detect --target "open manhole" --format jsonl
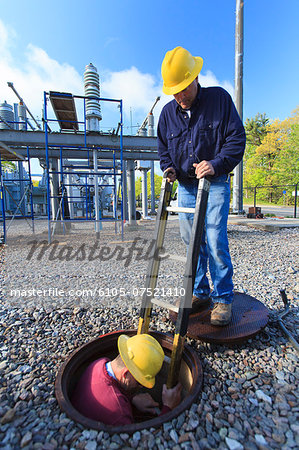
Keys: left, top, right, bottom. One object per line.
{"left": 55, "top": 329, "right": 203, "bottom": 434}
{"left": 169, "top": 292, "right": 269, "bottom": 344}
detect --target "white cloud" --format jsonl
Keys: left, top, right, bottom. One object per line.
{"left": 199, "top": 70, "right": 234, "bottom": 98}
{"left": 0, "top": 18, "right": 234, "bottom": 133}
{"left": 0, "top": 20, "right": 16, "bottom": 63}
{"left": 0, "top": 20, "right": 83, "bottom": 123}
{"left": 101, "top": 66, "right": 162, "bottom": 123}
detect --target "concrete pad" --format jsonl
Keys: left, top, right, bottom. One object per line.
{"left": 228, "top": 216, "right": 299, "bottom": 231}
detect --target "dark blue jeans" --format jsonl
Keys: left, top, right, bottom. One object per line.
{"left": 178, "top": 175, "right": 233, "bottom": 304}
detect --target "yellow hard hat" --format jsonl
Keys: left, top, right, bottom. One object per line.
{"left": 118, "top": 334, "right": 164, "bottom": 388}
{"left": 161, "top": 46, "right": 203, "bottom": 95}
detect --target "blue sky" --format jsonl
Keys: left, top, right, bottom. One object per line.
{"left": 0, "top": 0, "right": 298, "bottom": 138}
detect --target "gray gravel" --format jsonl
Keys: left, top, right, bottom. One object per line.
{"left": 0, "top": 218, "right": 298, "bottom": 449}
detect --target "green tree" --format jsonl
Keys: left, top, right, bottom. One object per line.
{"left": 245, "top": 113, "right": 269, "bottom": 147}
{"left": 135, "top": 172, "right": 177, "bottom": 202}
{"left": 272, "top": 122, "right": 299, "bottom": 202}
{"left": 244, "top": 108, "right": 299, "bottom": 203}
{"left": 1, "top": 161, "right": 16, "bottom": 172}
{"left": 244, "top": 113, "right": 269, "bottom": 167}
{"left": 135, "top": 172, "right": 163, "bottom": 199}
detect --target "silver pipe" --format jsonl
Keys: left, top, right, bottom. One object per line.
{"left": 232, "top": 0, "right": 244, "bottom": 214}
{"left": 141, "top": 169, "right": 148, "bottom": 218}
{"left": 7, "top": 82, "right": 41, "bottom": 130}
{"left": 93, "top": 150, "right": 100, "bottom": 234}
{"left": 150, "top": 161, "right": 155, "bottom": 213}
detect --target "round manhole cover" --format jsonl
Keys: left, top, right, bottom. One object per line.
{"left": 169, "top": 292, "right": 269, "bottom": 344}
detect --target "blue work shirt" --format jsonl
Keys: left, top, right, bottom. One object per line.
{"left": 157, "top": 85, "right": 246, "bottom": 181}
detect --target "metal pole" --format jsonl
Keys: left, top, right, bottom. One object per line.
{"left": 120, "top": 99, "right": 124, "bottom": 239}
{"left": 58, "top": 148, "right": 66, "bottom": 235}
{"left": 113, "top": 151, "right": 117, "bottom": 234}
{"left": 27, "top": 146, "right": 35, "bottom": 233}
{"left": 150, "top": 161, "right": 155, "bottom": 214}
{"left": 44, "top": 92, "right": 52, "bottom": 243}
{"left": 294, "top": 183, "right": 298, "bottom": 219}
{"left": 254, "top": 186, "right": 256, "bottom": 210}
{"left": 0, "top": 155, "right": 6, "bottom": 243}
{"left": 18, "top": 161, "right": 25, "bottom": 216}
{"left": 93, "top": 149, "right": 100, "bottom": 235}
{"left": 66, "top": 169, "right": 74, "bottom": 219}
{"left": 7, "top": 82, "right": 41, "bottom": 130}
{"left": 49, "top": 158, "right": 61, "bottom": 233}
{"left": 141, "top": 169, "right": 148, "bottom": 218}
{"left": 122, "top": 160, "right": 128, "bottom": 221}
{"left": 232, "top": 0, "right": 244, "bottom": 214}
{"left": 126, "top": 159, "right": 137, "bottom": 226}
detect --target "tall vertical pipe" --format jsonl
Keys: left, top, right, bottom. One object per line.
{"left": 0, "top": 156, "right": 6, "bottom": 243}
{"left": 127, "top": 160, "right": 137, "bottom": 226}
{"left": 17, "top": 161, "right": 25, "bottom": 216}
{"left": 122, "top": 160, "right": 128, "bottom": 221}
{"left": 141, "top": 170, "right": 148, "bottom": 218}
{"left": 93, "top": 150, "right": 100, "bottom": 234}
{"left": 18, "top": 102, "right": 27, "bottom": 131}
{"left": 150, "top": 161, "right": 155, "bottom": 214}
{"left": 233, "top": 0, "right": 244, "bottom": 214}
{"left": 66, "top": 169, "right": 74, "bottom": 219}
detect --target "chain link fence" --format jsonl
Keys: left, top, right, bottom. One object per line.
{"left": 244, "top": 183, "right": 298, "bottom": 218}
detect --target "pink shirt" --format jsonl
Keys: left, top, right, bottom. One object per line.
{"left": 71, "top": 357, "right": 134, "bottom": 425}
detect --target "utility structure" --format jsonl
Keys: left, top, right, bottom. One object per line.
{"left": 0, "top": 97, "right": 35, "bottom": 243}
{"left": 233, "top": 0, "right": 244, "bottom": 214}
{"left": 137, "top": 96, "right": 161, "bottom": 218}
{"left": 0, "top": 63, "right": 161, "bottom": 243}
{"left": 43, "top": 90, "right": 125, "bottom": 242}
{"left": 0, "top": 95, "right": 159, "bottom": 244}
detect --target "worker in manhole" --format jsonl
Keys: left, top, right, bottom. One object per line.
{"left": 157, "top": 46, "right": 246, "bottom": 326}
{"left": 71, "top": 334, "right": 181, "bottom": 425}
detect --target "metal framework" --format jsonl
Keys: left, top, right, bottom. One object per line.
{"left": 0, "top": 146, "right": 35, "bottom": 244}
{"left": 43, "top": 91, "right": 124, "bottom": 243}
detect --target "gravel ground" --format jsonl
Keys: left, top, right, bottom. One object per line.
{"left": 0, "top": 218, "right": 298, "bottom": 450}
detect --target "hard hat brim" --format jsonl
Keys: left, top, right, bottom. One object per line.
{"left": 162, "top": 56, "right": 203, "bottom": 95}
{"left": 118, "top": 334, "right": 156, "bottom": 389}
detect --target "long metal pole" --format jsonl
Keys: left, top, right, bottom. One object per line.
{"left": 294, "top": 183, "right": 297, "bottom": 219}
{"left": 7, "top": 82, "right": 41, "bottom": 130}
{"left": 44, "top": 92, "right": 52, "bottom": 243}
{"left": 0, "top": 155, "right": 6, "bottom": 243}
{"left": 126, "top": 160, "right": 137, "bottom": 226}
{"left": 141, "top": 169, "right": 148, "bottom": 218}
{"left": 93, "top": 149, "right": 100, "bottom": 235}
{"left": 232, "top": 0, "right": 244, "bottom": 214}
{"left": 120, "top": 100, "right": 124, "bottom": 238}
{"left": 150, "top": 161, "right": 155, "bottom": 214}
{"left": 27, "top": 146, "right": 35, "bottom": 234}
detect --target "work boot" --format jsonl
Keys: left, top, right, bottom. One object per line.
{"left": 191, "top": 295, "right": 211, "bottom": 314}
{"left": 211, "top": 303, "right": 232, "bottom": 326}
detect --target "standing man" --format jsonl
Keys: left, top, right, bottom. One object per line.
{"left": 157, "top": 46, "right": 246, "bottom": 326}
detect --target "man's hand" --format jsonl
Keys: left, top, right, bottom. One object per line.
{"left": 162, "top": 383, "right": 182, "bottom": 410}
{"left": 164, "top": 167, "right": 177, "bottom": 182}
{"left": 193, "top": 160, "right": 215, "bottom": 179}
{"left": 132, "top": 393, "right": 160, "bottom": 414}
